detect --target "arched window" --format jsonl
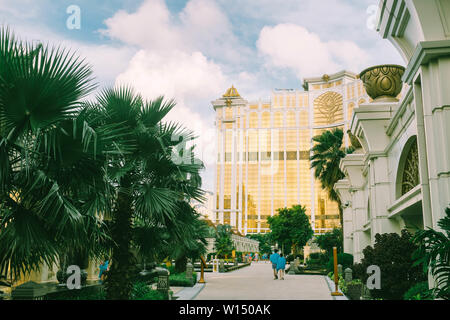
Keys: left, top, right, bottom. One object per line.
{"left": 396, "top": 136, "right": 420, "bottom": 198}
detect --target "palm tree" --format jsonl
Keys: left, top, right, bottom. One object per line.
{"left": 310, "top": 128, "right": 353, "bottom": 227}
{"left": 412, "top": 207, "right": 450, "bottom": 299}
{"left": 0, "top": 28, "right": 112, "bottom": 280}
{"left": 163, "top": 202, "right": 210, "bottom": 273}
{"left": 89, "top": 87, "right": 204, "bottom": 299}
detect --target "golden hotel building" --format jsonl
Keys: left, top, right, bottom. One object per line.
{"left": 212, "top": 70, "right": 369, "bottom": 235}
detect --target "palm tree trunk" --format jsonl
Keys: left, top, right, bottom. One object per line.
{"left": 106, "top": 174, "right": 135, "bottom": 300}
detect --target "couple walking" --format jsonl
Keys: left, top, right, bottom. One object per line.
{"left": 269, "top": 249, "right": 286, "bottom": 280}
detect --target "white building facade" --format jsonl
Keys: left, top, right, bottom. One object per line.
{"left": 336, "top": 0, "right": 450, "bottom": 263}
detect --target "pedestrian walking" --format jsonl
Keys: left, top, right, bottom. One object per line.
{"left": 277, "top": 253, "right": 286, "bottom": 280}
{"left": 99, "top": 258, "right": 109, "bottom": 283}
{"left": 269, "top": 249, "right": 280, "bottom": 280}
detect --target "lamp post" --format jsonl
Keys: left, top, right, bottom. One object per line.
{"left": 198, "top": 256, "right": 206, "bottom": 284}
{"left": 331, "top": 247, "right": 343, "bottom": 296}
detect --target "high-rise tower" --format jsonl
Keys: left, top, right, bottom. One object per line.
{"left": 212, "top": 71, "right": 369, "bottom": 234}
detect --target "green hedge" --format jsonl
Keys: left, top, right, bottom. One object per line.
{"left": 169, "top": 272, "right": 197, "bottom": 287}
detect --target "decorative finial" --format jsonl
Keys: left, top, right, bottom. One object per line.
{"left": 223, "top": 85, "right": 241, "bottom": 98}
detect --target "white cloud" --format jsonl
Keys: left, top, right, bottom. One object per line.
{"left": 100, "top": 0, "right": 249, "bottom": 65}
{"left": 101, "top": 0, "right": 181, "bottom": 52}
{"left": 103, "top": 0, "right": 264, "bottom": 172}
{"left": 115, "top": 49, "right": 228, "bottom": 167}
{"left": 116, "top": 50, "right": 227, "bottom": 102}
{"left": 257, "top": 23, "right": 371, "bottom": 78}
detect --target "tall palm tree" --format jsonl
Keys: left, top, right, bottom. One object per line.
{"left": 310, "top": 128, "right": 353, "bottom": 227}
{"left": 0, "top": 28, "right": 114, "bottom": 280}
{"left": 90, "top": 87, "right": 204, "bottom": 299}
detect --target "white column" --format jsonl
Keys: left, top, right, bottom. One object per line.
{"left": 257, "top": 102, "right": 261, "bottom": 233}
{"left": 238, "top": 111, "right": 244, "bottom": 233}
{"left": 219, "top": 108, "right": 225, "bottom": 225}
{"left": 417, "top": 59, "right": 450, "bottom": 230}
{"left": 368, "top": 156, "right": 401, "bottom": 240}
{"left": 230, "top": 109, "right": 237, "bottom": 228}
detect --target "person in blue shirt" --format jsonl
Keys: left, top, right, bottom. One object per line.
{"left": 99, "top": 259, "right": 109, "bottom": 283}
{"left": 277, "top": 253, "right": 287, "bottom": 280}
{"left": 269, "top": 249, "right": 280, "bottom": 280}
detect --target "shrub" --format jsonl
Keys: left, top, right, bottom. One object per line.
{"left": 355, "top": 229, "right": 426, "bottom": 300}
{"left": 351, "top": 262, "right": 366, "bottom": 280}
{"left": 131, "top": 282, "right": 151, "bottom": 300}
{"left": 403, "top": 281, "right": 434, "bottom": 300}
{"left": 131, "top": 282, "right": 169, "bottom": 300}
{"left": 169, "top": 272, "right": 196, "bottom": 287}
{"left": 326, "top": 253, "right": 353, "bottom": 272}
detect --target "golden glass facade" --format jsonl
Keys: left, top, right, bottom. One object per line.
{"left": 213, "top": 71, "right": 368, "bottom": 234}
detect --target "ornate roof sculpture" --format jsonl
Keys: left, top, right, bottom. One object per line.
{"left": 222, "top": 85, "right": 241, "bottom": 98}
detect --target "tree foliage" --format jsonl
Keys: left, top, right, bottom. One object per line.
{"left": 0, "top": 28, "right": 206, "bottom": 300}
{"left": 247, "top": 233, "right": 273, "bottom": 255}
{"left": 0, "top": 28, "right": 109, "bottom": 279}
{"left": 214, "top": 224, "right": 234, "bottom": 258}
{"left": 315, "top": 228, "right": 343, "bottom": 256}
{"left": 267, "top": 205, "right": 313, "bottom": 254}
{"left": 310, "top": 128, "right": 353, "bottom": 226}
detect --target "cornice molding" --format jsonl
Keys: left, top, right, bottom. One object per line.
{"left": 403, "top": 40, "right": 450, "bottom": 85}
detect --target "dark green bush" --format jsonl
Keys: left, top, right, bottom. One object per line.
{"left": 354, "top": 230, "right": 426, "bottom": 300}
{"left": 169, "top": 272, "right": 196, "bottom": 287}
{"left": 326, "top": 253, "right": 353, "bottom": 272}
{"left": 403, "top": 281, "right": 434, "bottom": 300}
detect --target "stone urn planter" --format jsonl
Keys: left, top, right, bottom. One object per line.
{"left": 359, "top": 64, "right": 405, "bottom": 102}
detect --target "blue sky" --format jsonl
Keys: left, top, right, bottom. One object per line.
{"left": 0, "top": 0, "right": 404, "bottom": 191}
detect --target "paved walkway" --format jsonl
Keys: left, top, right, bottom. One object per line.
{"left": 193, "top": 261, "right": 333, "bottom": 300}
